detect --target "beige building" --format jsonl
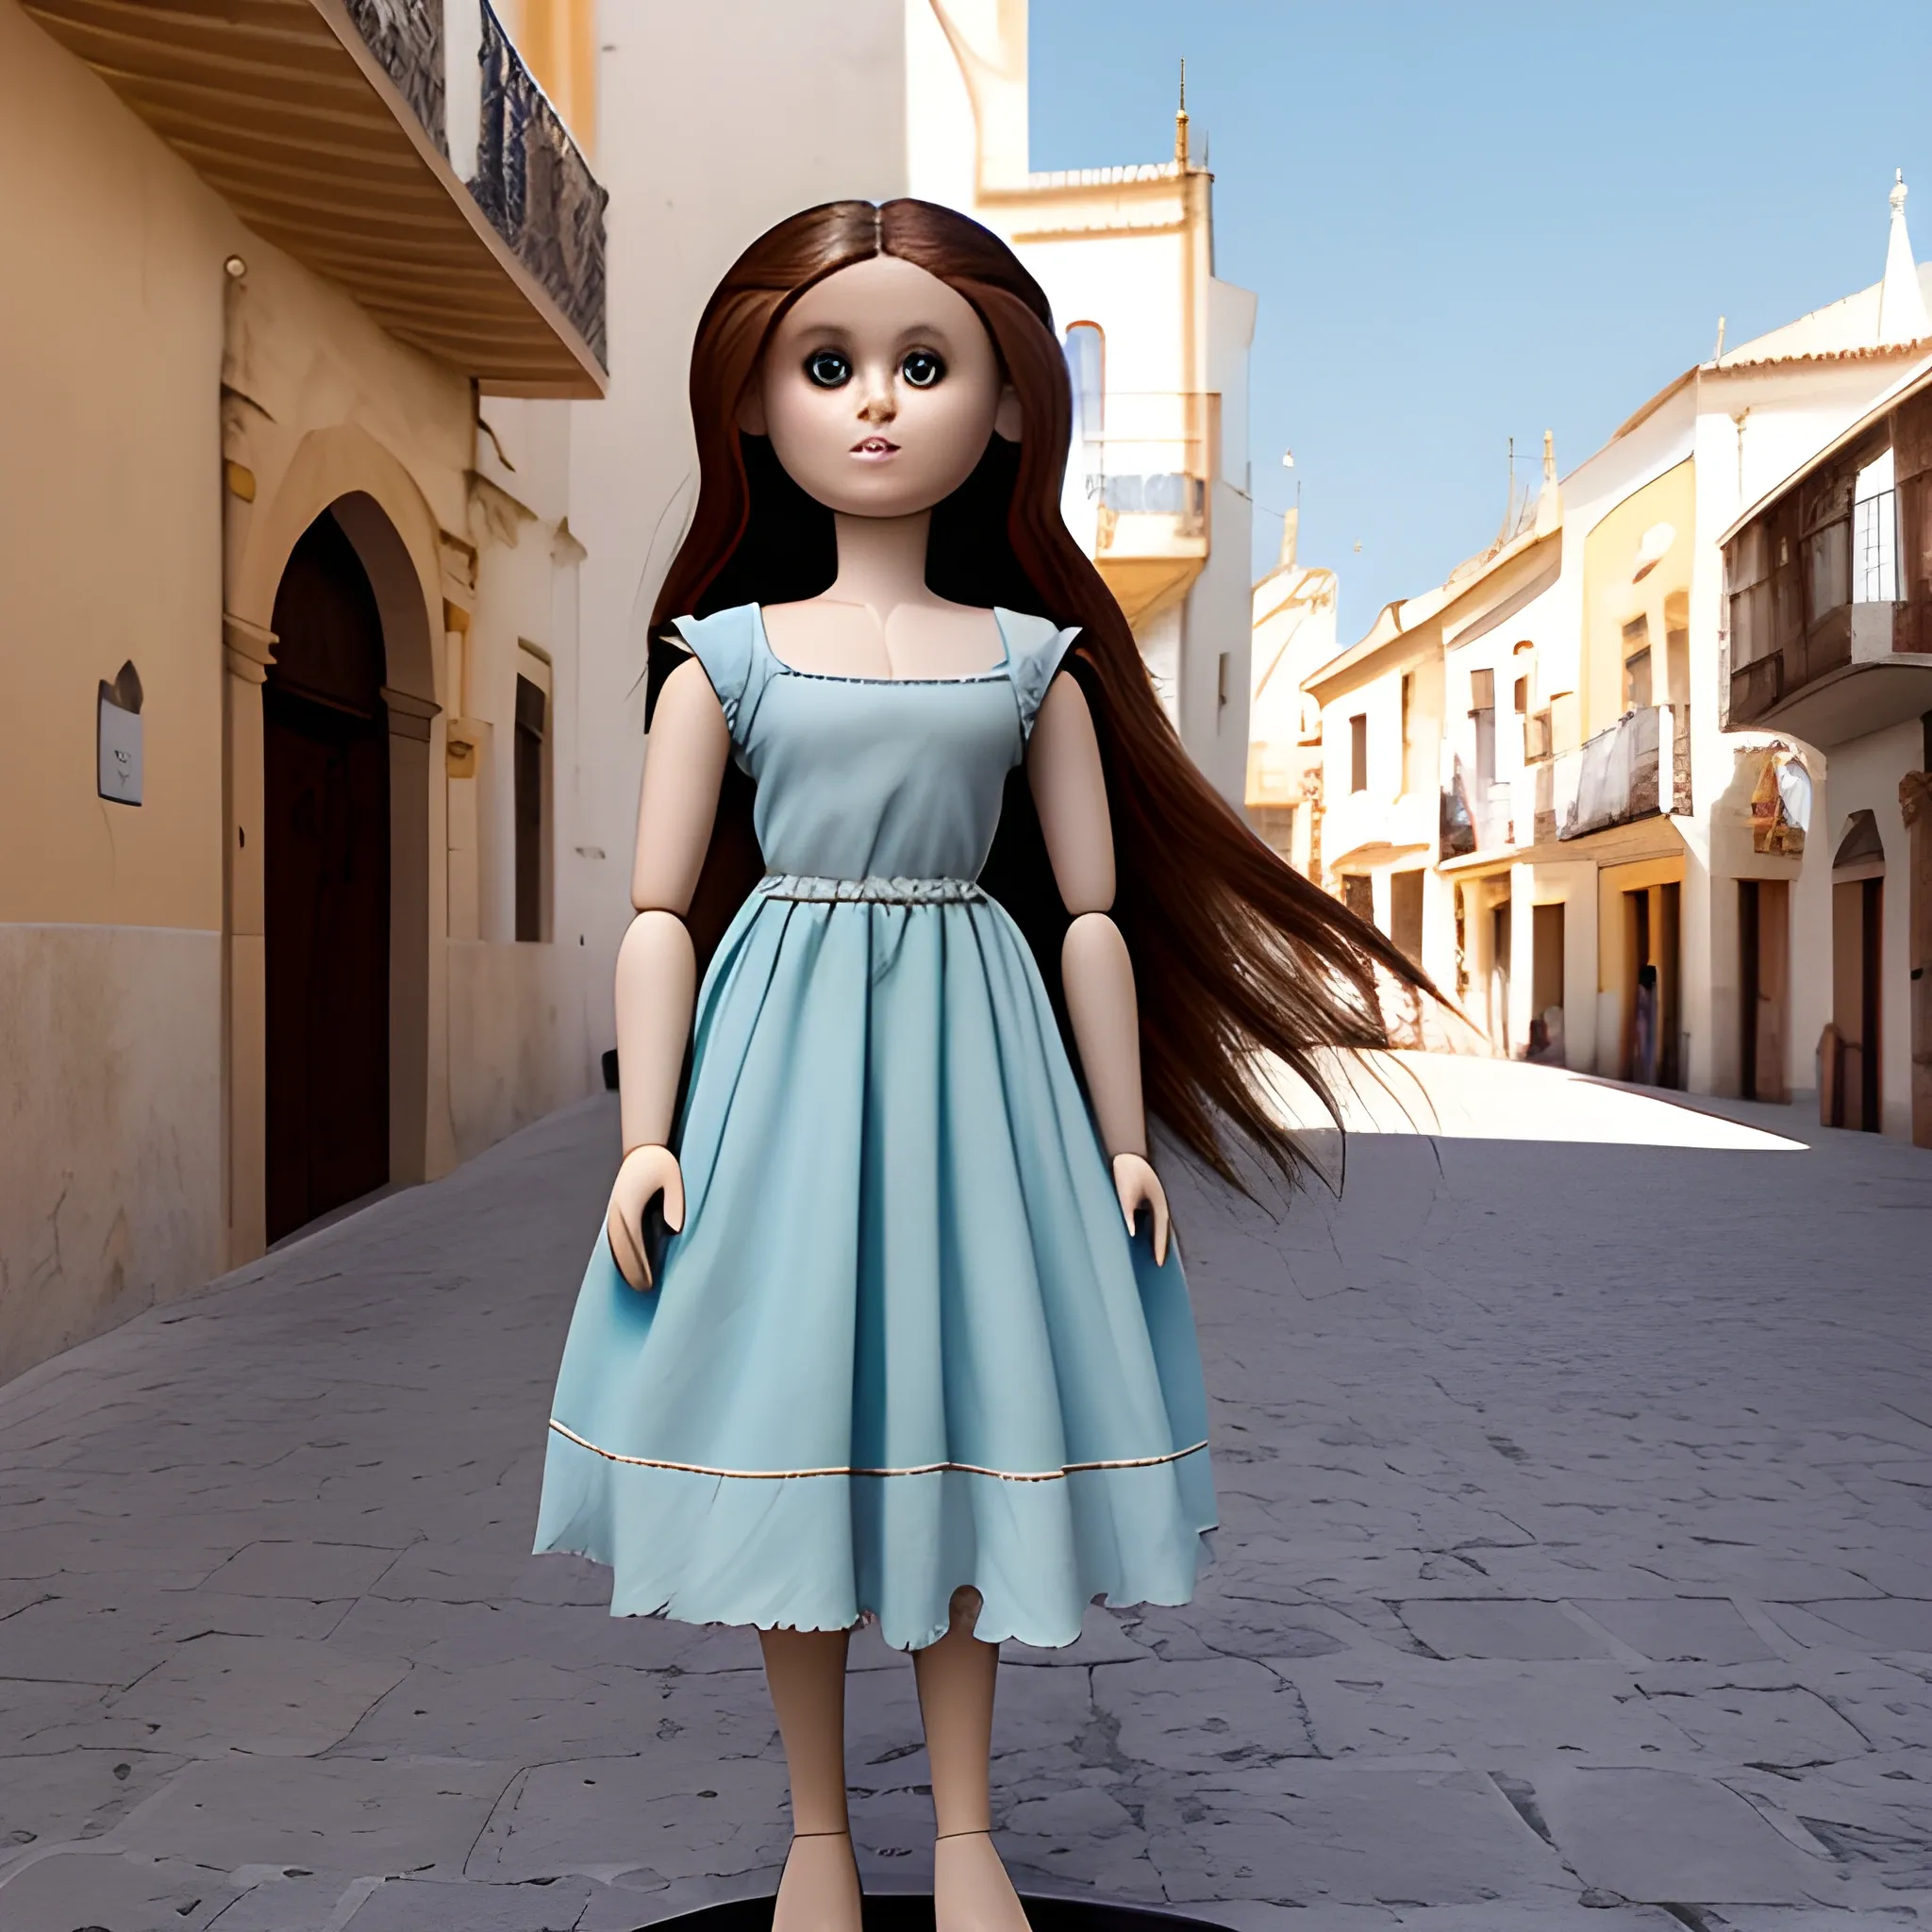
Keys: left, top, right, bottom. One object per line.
{"left": 1291, "top": 176, "right": 1932, "bottom": 1123}
{"left": 0, "top": 0, "right": 613, "bottom": 1383}
{"left": 908, "top": 3, "right": 1258, "bottom": 800}
{"left": 1722, "top": 355, "right": 1932, "bottom": 1144}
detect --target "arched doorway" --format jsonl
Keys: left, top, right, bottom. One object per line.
{"left": 1829, "top": 810, "right": 1886, "bottom": 1132}
{"left": 263, "top": 508, "right": 391, "bottom": 1241}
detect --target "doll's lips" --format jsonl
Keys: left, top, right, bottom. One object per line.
{"left": 852, "top": 437, "right": 899, "bottom": 458}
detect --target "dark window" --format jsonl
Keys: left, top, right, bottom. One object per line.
{"left": 1341, "top": 873, "right": 1373, "bottom": 921}
{"left": 1623, "top": 616, "right": 1652, "bottom": 710}
{"left": 1391, "top": 868, "right": 1424, "bottom": 961}
{"left": 1399, "top": 674, "right": 1414, "bottom": 792}
{"left": 1349, "top": 712, "right": 1368, "bottom": 792}
{"left": 514, "top": 673, "right": 546, "bottom": 942}
{"left": 1624, "top": 648, "right": 1653, "bottom": 709}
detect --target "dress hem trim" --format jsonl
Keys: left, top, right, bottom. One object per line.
{"left": 546, "top": 1417, "right": 1209, "bottom": 1483}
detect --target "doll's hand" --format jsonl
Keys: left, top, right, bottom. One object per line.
{"left": 607, "top": 1144, "right": 685, "bottom": 1291}
{"left": 1111, "top": 1152, "right": 1172, "bottom": 1266}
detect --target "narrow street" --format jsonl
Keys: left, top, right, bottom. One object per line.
{"left": 2, "top": 1058, "right": 1929, "bottom": 1931}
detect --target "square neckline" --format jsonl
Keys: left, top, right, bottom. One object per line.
{"left": 750, "top": 602, "right": 1016, "bottom": 687}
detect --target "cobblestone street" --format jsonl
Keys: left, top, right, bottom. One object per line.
{"left": 3, "top": 1058, "right": 1930, "bottom": 1931}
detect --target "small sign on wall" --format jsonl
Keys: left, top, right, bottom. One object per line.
{"left": 97, "top": 660, "right": 143, "bottom": 807}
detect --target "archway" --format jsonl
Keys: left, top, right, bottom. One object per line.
{"left": 222, "top": 425, "right": 443, "bottom": 1264}
{"left": 263, "top": 508, "right": 391, "bottom": 1240}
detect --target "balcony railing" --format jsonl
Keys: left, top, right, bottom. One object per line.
{"left": 345, "top": 0, "right": 445, "bottom": 149}
{"left": 1540, "top": 704, "right": 1688, "bottom": 841}
{"left": 1067, "top": 391, "right": 1213, "bottom": 546}
{"left": 23, "top": 0, "right": 608, "bottom": 396}
{"left": 472, "top": 2, "right": 608, "bottom": 370}
{"left": 1064, "top": 392, "right": 1217, "bottom": 625}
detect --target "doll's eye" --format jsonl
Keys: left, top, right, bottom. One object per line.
{"left": 804, "top": 349, "right": 851, "bottom": 389}
{"left": 901, "top": 349, "right": 945, "bottom": 389}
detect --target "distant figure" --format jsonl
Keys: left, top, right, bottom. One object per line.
{"left": 1527, "top": 1005, "right": 1565, "bottom": 1066}
{"left": 1633, "top": 963, "right": 1658, "bottom": 1086}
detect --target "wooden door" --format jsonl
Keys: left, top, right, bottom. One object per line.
{"left": 1657, "top": 881, "right": 1683, "bottom": 1090}
{"left": 263, "top": 510, "right": 391, "bottom": 1241}
{"left": 1740, "top": 879, "right": 1790, "bottom": 1103}
{"left": 1624, "top": 888, "right": 1652, "bottom": 1081}
{"left": 1832, "top": 875, "right": 1884, "bottom": 1130}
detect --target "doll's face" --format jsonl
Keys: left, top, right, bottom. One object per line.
{"left": 740, "top": 254, "right": 1023, "bottom": 519}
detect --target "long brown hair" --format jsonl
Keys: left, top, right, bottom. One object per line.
{"left": 647, "top": 198, "right": 1434, "bottom": 1191}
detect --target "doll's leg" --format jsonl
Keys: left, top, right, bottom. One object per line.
{"left": 759, "top": 1626, "right": 862, "bottom": 1932}
{"left": 913, "top": 1587, "right": 1031, "bottom": 1932}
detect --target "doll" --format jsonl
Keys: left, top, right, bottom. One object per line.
{"left": 534, "top": 200, "right": 1426, "bottom": 1932}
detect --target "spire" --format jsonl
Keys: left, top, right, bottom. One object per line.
{"left": 1174, "top": 58, "right": 1190, "bottom": 167}
{"left": 1535, "top": 428, "right": 1562, "bottom": 536}
{"left": 1878, "top": 170, "right": 1929, "bottom": 346}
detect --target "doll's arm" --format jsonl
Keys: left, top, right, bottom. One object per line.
{"left": 1026, "top": 672, "right": 1171, "bottom": 1261}
{"left": 606, "top": 656, "right": 731, "bottom": 1286}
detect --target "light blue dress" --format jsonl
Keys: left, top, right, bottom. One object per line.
{"left": 533, "top": 602, "right": 1216, "bottom": 1651}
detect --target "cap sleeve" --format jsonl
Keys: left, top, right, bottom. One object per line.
{"left": 1001, "top": 608, "right": 1083, "bottom": 741}
{"left": 664, "top": 605, "right": 773, "bottom": 754}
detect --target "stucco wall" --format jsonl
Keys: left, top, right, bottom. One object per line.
{"left": 565, "top": 0, "right": 910, "bottom": 1071}
{"left": 0, "top": 8, "right": 242, "bottom": 1378}
{"left": 0, "top": 3, "right": 241, "bottom": 931}
{"left": 0, "top": 927, "right": 222, "bottom": 1383}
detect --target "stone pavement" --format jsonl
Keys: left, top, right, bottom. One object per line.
{"left": 2, "top": 1058, "right": 1931, "bottom": 1931}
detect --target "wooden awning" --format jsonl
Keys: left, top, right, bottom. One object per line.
{"left": 22, "top": 0, "right": 607, "bottom": 398}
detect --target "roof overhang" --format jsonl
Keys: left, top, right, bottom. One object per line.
{"left": 23, "top": 0, "right": 608, "bottom": 398}
{"left": 1311, "top": 525, "right": 1560, "bottom": 702}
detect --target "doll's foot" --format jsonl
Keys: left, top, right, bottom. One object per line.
{"left": 934, "top": 1828, "right": 1031, "bottom": 1932}
{"left": 774, "top": 1827, "right": 861, "bottom": 1932}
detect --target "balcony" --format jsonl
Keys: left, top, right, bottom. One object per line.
{"left": 1724, "top": 432, "right": 1932, "bottom": 747}
{"left": 23, "top": 0, "right": 607, "bottom": 396}
{"left": 1062, "top": 392, "right": 1216, "bottom": 625}
{"left": 1525, "top": 704, "right": 1689, "bottom": 842}
{"left": 1728, "top": 595, "right": 1932, "bottom": 747}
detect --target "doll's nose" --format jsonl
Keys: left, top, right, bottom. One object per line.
{"left": 858, "top": 384, "right": 896, "bottom": 425}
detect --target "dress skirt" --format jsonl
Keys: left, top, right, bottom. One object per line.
{"left": 533, "top": 874, "right": 1216, "bottom": 1653}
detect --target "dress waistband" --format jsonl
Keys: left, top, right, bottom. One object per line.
{"left": 756, "top": 873, "right": 985, "bottom": 905}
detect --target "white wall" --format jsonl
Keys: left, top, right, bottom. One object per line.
{"left": 1319, "top": 655, "right": 1439, "bottom": 881}
{"left": 1184, "top": 273, "right": 1258, "bottom": 800}
{"left": 565, "top": 0, "right": 910, "bottom": 1073}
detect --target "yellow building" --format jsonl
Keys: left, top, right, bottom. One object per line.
{"left": 2, "top": 0, "right": 608, "bottom": 1380}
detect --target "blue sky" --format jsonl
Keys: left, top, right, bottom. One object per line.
{"left": 1029, "top": 0, "right": 1932, "bottom": 641}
